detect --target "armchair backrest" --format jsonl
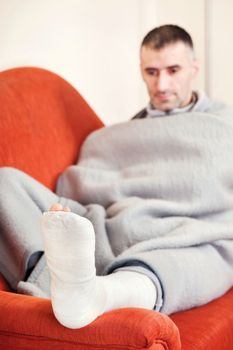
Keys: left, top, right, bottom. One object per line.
{"left": 0, "top": 67, "right": 103, "bottom": 190}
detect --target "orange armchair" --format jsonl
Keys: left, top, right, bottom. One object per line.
{"left": 0, "top": 67, "right": 232, "bottom": 350}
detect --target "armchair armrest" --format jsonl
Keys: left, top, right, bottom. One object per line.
{"left": 0, "top": 291, "right": 180, "bottom": 350}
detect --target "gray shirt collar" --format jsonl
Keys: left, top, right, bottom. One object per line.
{"left": 146, "top": 91, "right": 205, "bottom": 118}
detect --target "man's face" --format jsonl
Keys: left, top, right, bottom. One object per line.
{"left": 140, "top": 41, "right": 199, "bottom": 111}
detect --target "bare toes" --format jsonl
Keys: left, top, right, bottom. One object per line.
{"left": 63, "top": 206, "right": 71, "bottom": 212}
{"left": 49, "top": 203, "right": 63, "bottom": 211}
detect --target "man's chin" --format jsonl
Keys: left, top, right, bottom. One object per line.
{"left": 153, "top": 101, "right": 176, "bottom": 112}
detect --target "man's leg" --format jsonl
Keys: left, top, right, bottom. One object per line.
{"left": 0, "top": 167, "right": 85, "bottom": 291}
{"left": 41, "top": 207, "right": 157, "bottom": 329}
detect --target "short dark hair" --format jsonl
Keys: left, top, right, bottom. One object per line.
{"left": 141, "top": 24, "right": 194, "bottom": 50}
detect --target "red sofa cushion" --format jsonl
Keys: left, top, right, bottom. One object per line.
{"left": 171, "top": 287, "right": 233, "bottom": 350}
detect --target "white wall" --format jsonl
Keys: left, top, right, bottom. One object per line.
{"left": 208, "top": 0, "right": 233, "bottom": 105}
{"left": 0, "top": 0, "right": 157, "bottom": 124}
{"left": 0, "top": 0, "right": 232, "bottom": 124}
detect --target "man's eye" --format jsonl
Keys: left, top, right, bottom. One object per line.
{"left": 146, "top": 69, "right": 157, "bottom": 76}
{"left": 169, "top": 67, "right": 179, "bottom": 74}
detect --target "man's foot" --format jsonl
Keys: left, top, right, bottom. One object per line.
{"left": 41, "top": 204, "right": 157, "bottom": 329}
{"left": 41, "top": 204, "right": 106, "bottom": 328}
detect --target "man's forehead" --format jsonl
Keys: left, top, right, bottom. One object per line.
{"left": 140, "top": 42, "right": 193, "bottom": 67}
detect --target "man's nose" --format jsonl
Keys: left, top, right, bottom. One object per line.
{"left": 156, "top": 71, "right": 170, "bottom": 91}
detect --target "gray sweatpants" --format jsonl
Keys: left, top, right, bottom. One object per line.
{"left": 0, "top": 167, "right": 86, "bottom": 291}
{"left": 0, "top": 167, "right": 162, "bottom": 308}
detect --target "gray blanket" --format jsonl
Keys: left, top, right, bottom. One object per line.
{"left": 55, "top": 103, "right": 233, "bottom": 314}
{"left": 15, "top": 94, "right": 233, "bottom": 315}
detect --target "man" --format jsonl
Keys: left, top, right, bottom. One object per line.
{"left": 134, "top": 24, "right": 199, "bottom": 118}
{"left": 1, "top": 24, "right": 233, "bottom": 329}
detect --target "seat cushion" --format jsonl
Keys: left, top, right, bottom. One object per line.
{"left": 171, "top": 287, "right": 233, "bottom": 350}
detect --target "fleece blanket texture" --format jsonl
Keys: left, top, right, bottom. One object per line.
{"left": 12, "top": 93, "right": 233, "bottom": 314}
{"left": 55, "top": 99, "right": 233, "bottom": 314}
